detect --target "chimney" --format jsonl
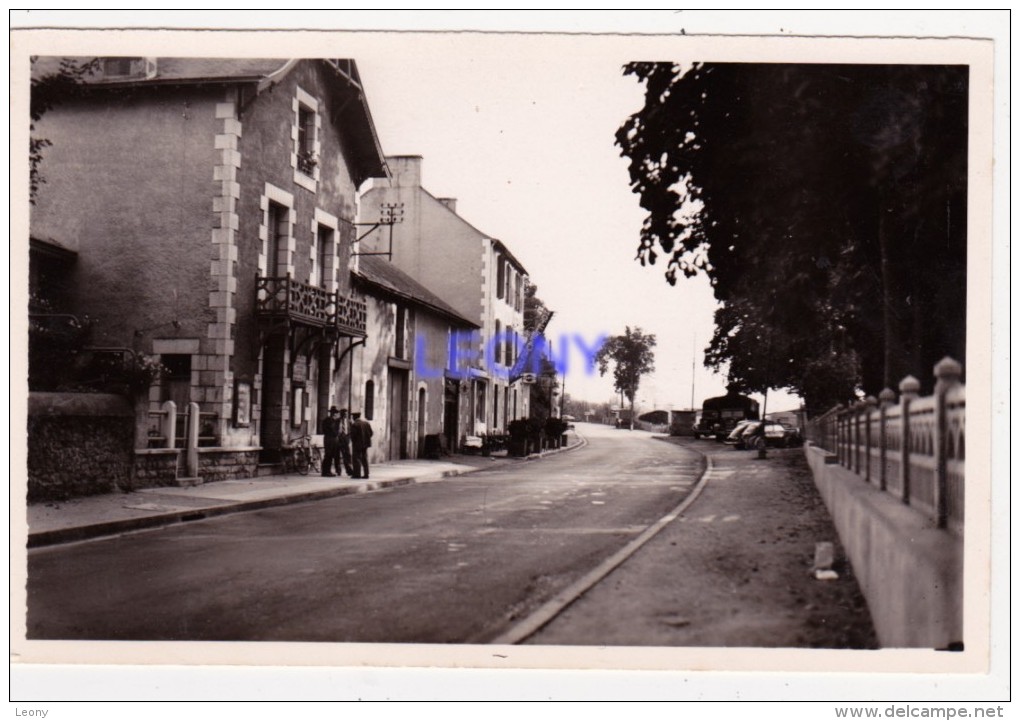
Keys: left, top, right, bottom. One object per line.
{"left": 438, "top": 198, "right": 457, "bottom": 213}
{"left": 384, "top": 155, "right": 423, "bottom": 189}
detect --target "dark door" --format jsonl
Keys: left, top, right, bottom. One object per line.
{"left": 444, "top": 379, "right": 459, "bottom": 452}
{"left": 388, "top": 368, "right": 408, "bottom": 460}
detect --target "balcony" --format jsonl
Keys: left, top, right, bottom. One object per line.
{"left": 335, "top": 292, "right": 368, "bottom": 337}
{"left": 256, "top": 275, "right": 366, "bottom": 336}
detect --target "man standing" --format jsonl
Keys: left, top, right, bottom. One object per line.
{"left": 349, "top": 411, "right": 373, "bottom": 479}
{"left": 321, "top": 406, "right": 344, "bottom": 477}
{"left": 336, "top": 407, "right": 354, "bottom": 476}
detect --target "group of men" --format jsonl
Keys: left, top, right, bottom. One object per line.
{"left": 321, "top": 406, "right": 373, "bottom": 479}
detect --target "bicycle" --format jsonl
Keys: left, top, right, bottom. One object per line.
{"left": 282, "top": 435, "right": 322, "bottom": 475}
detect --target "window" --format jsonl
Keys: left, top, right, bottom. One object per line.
{"left": 496, "top": 253, "right": 505, "bottom": 300}
{"left": 494, "top": 320, "right": 502, "bottom": 366}
{"left": 395, "top": 305, "right": 407, "bottom": 359}
{"left": 493, "top": 385, "right": 499, "bottom": 429}
{"left": 475, "top": 382, "right": 486, "bottom": 423}
{"left": 267, "top": 202, "right": 287, "bottom": 276}
{"left": 292, "top": 88, "right": 320, "bottom": 191}
{"left": 365, "top": 380, "right": 375, "bottom": 421}
{"left": 103, "top": 58, "right": 136, "bottom": 76}
{"left": 316, "top": 224, "right": 332, "bottom": 289}
{"left": 297, "top": 105, "right": 316, "bottom": 175}
{"left": 505, "top": 267, "right": 513, "bottom": 306}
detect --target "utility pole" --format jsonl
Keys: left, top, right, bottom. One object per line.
{"left": 690, "top": 333, "right": 696, "bottom": 411}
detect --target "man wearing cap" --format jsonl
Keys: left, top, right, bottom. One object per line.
{"left": 349, "top": 411, "right": 373, "bottom": 479}
{"left": 322, "top": 406, "right": 353, "bottom": 477}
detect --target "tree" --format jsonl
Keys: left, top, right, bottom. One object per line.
{"left": 616, "top": 63, "right": 968, "bottom": 413}
{"left": 522, "top": 281, "right": 551, "bottom": 334}
{"left": 595, "top": 326, "right": 656, "bottom": 428}
{"left": 514, "top": 282, "right": 559, "bottom": 420}
{"left": 30, "top": 57, "right": 99, "bottom": 204}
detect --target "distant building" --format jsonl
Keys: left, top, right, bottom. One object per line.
{"left": 358, "top": 156, "right": 531, "bottom": 442}
{"left": 30, "top": 57, "right": 388, "bottom": 480}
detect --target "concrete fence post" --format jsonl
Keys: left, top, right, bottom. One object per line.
{"left": 161, "top": 400, "right": 177, "bottom": 449}
{"left": 186, "top": 402, "right": 201, "bottom": 479}
{"left": 852, "top": 401, "right": 865, "bottom": 475}
{"left": 933, "top": 357, "right": 962, "bottom": 529}
{"left": 864, "top": 396, "right": 878, "bottom": 483}
{"left": 899, "top": 375, "right": 921, "bottom": 506}
{"left": 878, "top": 388, "right": 896, "bottom": 491}
{"left": 842, "top": 408, "right": 850, "bottom": 468}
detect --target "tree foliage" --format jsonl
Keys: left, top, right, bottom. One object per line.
{"left": 616, "top": 63, "right": 968, "bottom": 413}
{"left": 522, "top": 281, "right": 550, "bottom": 334}
{"left": 595, "top": 326, "right": 656, "bottom": 421}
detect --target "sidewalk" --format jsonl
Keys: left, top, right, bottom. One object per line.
{"left": 26, "top": 435, "right": 585, "bottom": 548}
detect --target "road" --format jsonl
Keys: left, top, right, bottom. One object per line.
{"left": 27, "top": 423, "right": 705, "bottom": 643}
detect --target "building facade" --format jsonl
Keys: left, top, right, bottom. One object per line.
{"left": 30, "top": 57, "right": 388, "bottom": 482}
{"left": 348, "top": 256, "right": 478, "bottom": 464}
{"left": 358, "top": 156, "right": 531, "bottom": 443}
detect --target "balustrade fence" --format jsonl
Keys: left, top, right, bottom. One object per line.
{"left": 805, "top": 357, "right": 965, "bottom": 533}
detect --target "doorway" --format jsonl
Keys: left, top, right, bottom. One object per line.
{"left": 388, "top": 368, "right": 409, "bottom": 460}
{"left": 416, "top": 387, "right": 426, "bottom": 458}
{"left": 444, "top": 379, "right": 459, "bottom": 453}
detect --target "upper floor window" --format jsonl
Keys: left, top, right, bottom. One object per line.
{"left": 292, "top": 87, "right": 320, "bottom": 192}
{"left": 315, "top": 224, "right": 333, "bottom": 289}
{"left": 102, "top": 57, "right": 157, "bottom": 79}
{"left": 297, "top": 107, "right": 316, "bottom": 174}
{"left": 267, "top": 201, "right": 288, "bottom": 277}
{"left": 395, "top": 305, "right": 407, "bottom": 359}
{"left": 495, "top": 253, "right": 505, "bottom": 300}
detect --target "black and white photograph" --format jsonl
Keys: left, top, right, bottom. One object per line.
{"left": 9, "top": 10, "right": 1007, "bottom": 712}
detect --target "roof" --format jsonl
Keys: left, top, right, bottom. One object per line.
{"left": 491, "top": 238, "right": 528, "bottom": 276}
{"left": 29, "top": 235, "right": 78, "bottom": 262}
{"left": 31, "top": 57, "right": 388, "bottom": 183}
{"left": 354, "top": 256, "right": 479, "bottom": 328}
{"left": 30, "top": 56, "right": 291, "bottom": 85}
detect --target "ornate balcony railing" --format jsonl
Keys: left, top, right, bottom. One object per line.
{"left": 256, "top": 275, "right": 366, "bottom": 336}
{"left": 335, "top": 292, "right": 367, "bottom": 337}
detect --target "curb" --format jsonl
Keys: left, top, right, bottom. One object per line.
{"left": 28, "top": 466, "right": 481, "bottom": 548}
{"left": 487, "top": 441, "right": 711, "bottom": 645}
{"left": 27, "top": 440, "right": 588, "bottom": 548}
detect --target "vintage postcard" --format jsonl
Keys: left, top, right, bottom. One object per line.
{"left": 9, "top": 12, "right": 1005, "bottom": 705}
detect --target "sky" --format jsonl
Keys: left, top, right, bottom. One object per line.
{"left": 351, "top": 33, "right": 791, "bottom": 413}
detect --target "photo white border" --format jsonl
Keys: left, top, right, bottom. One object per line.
{"left": 8, "top": 10, "right": 1009, "bottom": 705}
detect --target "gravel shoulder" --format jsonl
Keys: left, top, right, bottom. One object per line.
{"left": 526, "top": 439, "right": 879, "bottom": 648}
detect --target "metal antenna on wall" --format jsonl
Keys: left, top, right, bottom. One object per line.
{"left": 352, "top": 202, "right": 404, "bottom": 260}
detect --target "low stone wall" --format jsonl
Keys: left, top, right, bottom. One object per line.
{"left": 198, "top": 449, "right": 260, "bottom": 483}
{"left": 805, "top": 443, "right": 963, "bottom": 649}
{"left": 27, "top": 392, "right": 135, "bottom": 502}
{"left": 134, "top": 449, "right": 181, "bottom": 487}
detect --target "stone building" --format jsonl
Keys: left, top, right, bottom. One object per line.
{"left": 349, "top": 256, "right": 479, "bottom": 463}
{"left": 358, "top": 156, "right": 532, "bottom": 443}
{"left": 29, "top": 57, "right": 388, "bottom": 485}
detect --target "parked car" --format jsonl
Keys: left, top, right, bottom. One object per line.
{"left": 733, "top": 421, "right": 803, "bottom": 449}
{"left": 723, "top": 420, "right": 758, "bottom": 445}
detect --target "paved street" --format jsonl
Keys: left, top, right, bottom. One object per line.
{"left": 27, "top": 424, "right": 705, "bottom": 643}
